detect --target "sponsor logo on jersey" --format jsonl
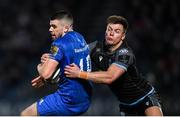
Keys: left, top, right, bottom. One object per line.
{"left": 50, "top": 46, "right": 59, "bottom": 55}
{"left": 119, "top": 48, "right": 128, "bottom": 54}
{"left": 146, "top": 101, "right": 150, "bottom": 106}
{"left": 74, "top": 45, "right": 88, "bottom": 53}
{"left": 99, "top": 56, "right": 103, "bottom": 62}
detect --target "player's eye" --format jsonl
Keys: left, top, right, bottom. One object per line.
{"left": 50, "top": 24, "right": 57, "bottom": 29}
{"left": 115, "top": 30, "right": 120, "bottom": 33}
{"left": 115, "top": 29, "right": 122, "bottom": 34}
{"left": 107, "top": 28, "right": 112, "bottom": 32}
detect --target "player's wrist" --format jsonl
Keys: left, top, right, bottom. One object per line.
{"left": 78, "top": 71, "right": 89, "bottom": 80}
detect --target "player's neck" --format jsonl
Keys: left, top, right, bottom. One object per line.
{"left": 62, "top": 28, "right": 74, "bottom": 36}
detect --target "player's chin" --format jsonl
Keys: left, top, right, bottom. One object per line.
{"left": 51, "top": 36, "right": 56, "bottom": 40}
{"left": 105, "top": 40, "right": 114, "bottom": 45}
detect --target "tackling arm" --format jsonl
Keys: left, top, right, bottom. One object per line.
{"left": 64, "top": 63, "right": 125, "bottom": 84}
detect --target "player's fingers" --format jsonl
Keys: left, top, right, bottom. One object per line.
{"left": 65, "top": 69, "right": 74, "bottom": 74}
{"left": 64, "top": 71, "right": 72, "bottom": 76}
{"left": 32, "top": 82, "right": 37, "bottom": 87}
{"left": 71, "top": 63, "right": 77, "bottom": 67}
{"left": 31, "top": 77, "right": 39, "bottom": 83}
{"left": 65, "top": 65, "right": 75, "bottom": 70}
{"left": 64, "top": 67, "right": 70, "bottom": 71}
{"left": 32, "top": 79, "right": 41, "bottom": 86}
{"left": 69, "top": 63, "right": 74, "bottom": 66}
{"left": 41, "top": 55, "right": 49, "bottom": 59}
{"left": 64, "top": 71, "right": 71, "bottom": 75}
{"left": 31, "top": 79, "right": 38, "bottom": 84}
{"left": 41, "top": 54, "right": 50, "bottom": 62}
{"left": 31, "top": 76, "right": 42, "bottom": 84}
{"left": 41, "top": 57, "right": 48, "bottom": 63}
{"left": 69, "top": 64, "right": 80, "bottom": 71}
{"left": 64, "top": 66, "right": 71, "bottom": 70}
{"left": 31, "top": 76, "right": 40, "bottom": 82}
{"left": 34, "top": 84, "right": 39, "bottom": 88}
{"left": 37, "top": 82, "right": 44, "bottom": 88}
{"left": 69, "top": 63, "right": 76, "bottom": 67}
{"left": 42, "top": 53, "right": 50, "bottom": 58}
{"left": 32, "top": 81, "right": 44, "bottom": 88}
{"left": 41, "top": 59, "right": 46, "bottom": 63}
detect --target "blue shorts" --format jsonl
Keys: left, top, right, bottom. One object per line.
{"left": 37, "top": 91, "right": 90, "bottom": 116}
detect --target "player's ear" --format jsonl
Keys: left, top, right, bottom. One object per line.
{"left": 64, "top": 25, "right": 69, "bottom": 33}
{"left": 122, "top": 33, "right": 126, "bottom": 41}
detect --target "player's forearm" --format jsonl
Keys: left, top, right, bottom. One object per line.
{"left": 79, "top": 71, "right": 113, "bottom": 84}
{"left": 37, "top": 63, "right": 53, "bottom": 80}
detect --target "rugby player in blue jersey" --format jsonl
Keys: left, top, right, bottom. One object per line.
{"left": 21, "top": 10, "right": 92, "bottom": 116}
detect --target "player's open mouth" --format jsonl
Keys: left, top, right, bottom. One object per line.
{"left": 51, "top": 35, "right": 56, "bottom": 38}
{"left": 106, "top": 37, "right": 113, "bottom": 41}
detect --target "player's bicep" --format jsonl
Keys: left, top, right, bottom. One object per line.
{"left": 115, "top": 48, "right": 134, "bottom": 71}
{"left": 107, "top": 64, "right": 126, "bottom": 81}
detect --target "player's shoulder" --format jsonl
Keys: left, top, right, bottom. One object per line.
{"left": 117, "top": 47, "right": 134, "bottom": 56}
{"left": 118, "top": 48, "right": 130, "bottom": 54}
{"left": 53, "top": 32, "right": 77, "bottom": 44}
{"left": 88, "top": 41, "right": 98, "bottom": 50}
{"left": 52, "top": 37, "right": 62, "bottom": 46}
{"left": 66, "top": 31, "right": 83, "bottom": 38}
{"left": 51, "top": 37, "right": 65, "bottom": 51}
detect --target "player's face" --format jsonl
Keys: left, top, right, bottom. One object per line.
{"left": 105, "top": 23, "right": 125, "bottom": 46}
{"left": 49, "top": 19, "right": 65, "bottom": 40}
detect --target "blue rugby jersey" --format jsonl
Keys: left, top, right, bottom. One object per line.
{"left": 49, "top": 31, "right": 92, "bottom": 111}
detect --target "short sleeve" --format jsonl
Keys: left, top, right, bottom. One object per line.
{"left": 113, "top": 48, "right": 134, "bottom": 71}
{"left": 49, "top": 43, "right": 63, "bottom": 62}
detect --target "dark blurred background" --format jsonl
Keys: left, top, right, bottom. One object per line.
{"left": 0, "top": 0, "right": 180, "bottom": 115}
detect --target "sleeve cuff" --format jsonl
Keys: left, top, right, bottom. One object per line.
{"left": 112, "top": 63, "right": 127, "bottom": 71}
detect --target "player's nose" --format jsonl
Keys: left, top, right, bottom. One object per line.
{"left": 110, "top": 31, "right": 114, "bottom": 36}
{"left": 49, "top": 27, "right": 53, "bottom": 32}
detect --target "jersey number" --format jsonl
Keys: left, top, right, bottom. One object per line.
{"left": 79, "top": 55, "right": 91, "bottom": 72}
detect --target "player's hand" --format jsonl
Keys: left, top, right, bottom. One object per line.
{"left": 64, "top": 63, "right": 80, "bottom": 78}
{"left": 31, "top": 76, "right": 45, "bottom": 88}
{"left": 37, "top": 63, "right": 43, "bottom": 73}
{"left": 41, "top": 53, "right": 50, "bottom": 63}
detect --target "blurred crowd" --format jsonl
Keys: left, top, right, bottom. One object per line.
{"left": 0, "top": 0, "right": 180, "bottom": 115}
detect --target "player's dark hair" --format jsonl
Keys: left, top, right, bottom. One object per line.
{"left": 107, "top": 15, "right": 128, "bottom": 33}
{"left": 51, "top": 10, "right": 73, "bottom": 24}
